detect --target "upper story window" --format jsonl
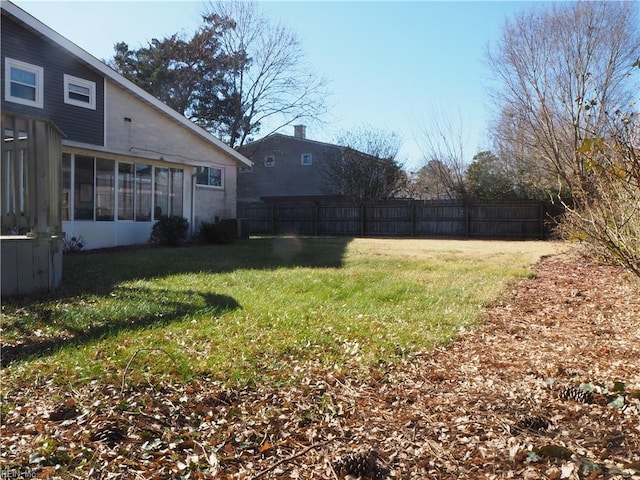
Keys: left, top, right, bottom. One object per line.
{"left": 64, "top": 74, "right": 96, "bottom": 109}
{"left": 196, "top": 166, "right": 224, "bottom": 188}
{"left": 301, "top": 153, "right": 312, "bottom": 166}
{"left": 264, "top": 155, "right": 275, "bottom": 167}
{"left": 4, "top": 58, "right": 44, "bottom": 108}
{"left": 239, "top": 165, "right": 253, "bottom": 173}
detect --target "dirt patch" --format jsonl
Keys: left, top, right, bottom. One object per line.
{"left": 1, "top": 254, "right": 638, "bottom": 479}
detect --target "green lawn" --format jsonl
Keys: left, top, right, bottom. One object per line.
{"left": 1, "top": 237, "right": 563, "bottom": 389}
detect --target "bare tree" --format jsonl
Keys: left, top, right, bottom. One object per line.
{"left": 406, "top": 160, "right": 458, "bottom": 200}
{"left": 323, "top": 126, "right": 406, "bottom": 201}
{"left": 487, "top": 1, "right": 640, "bottom": 197}
{"left": 202, "top": 1, "right": 329, "bottom": 147}
{"left": 487, "top": 1, "right": 640, "bottom": 276}
{"left": 491, "top": 104, "right": 566, "bottom": 201}
{"left": 413, "top": 110, "right": 469, "bottom": 199}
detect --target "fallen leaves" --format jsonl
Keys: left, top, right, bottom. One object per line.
{"left": 1, "top": 254, "right": 639, "bottom": 479}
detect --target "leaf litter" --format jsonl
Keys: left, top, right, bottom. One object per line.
{"left": 1, "top": 254, "right": 639, "bottom": 479}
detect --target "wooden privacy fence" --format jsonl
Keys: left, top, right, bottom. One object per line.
{"left": 238, "top": 200, "right": 560, "bottom": 239}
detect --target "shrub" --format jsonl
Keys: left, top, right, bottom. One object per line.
{"left": 215, "top": 219, "right": 237, "bottom": 244}
{"left": 150, "top": 216, "right": 189, "bottom": 246}
{"left": 63, "top": 235, "right": 85, "bottom": 253}
{"left": 198, "top": 219, "right": 237, "bottom": 244}
{"left": 198, "top": 222, "right": 217, "bottom": 244}
{"left": 561, "top": 113, "right": 640, "bottom": 278}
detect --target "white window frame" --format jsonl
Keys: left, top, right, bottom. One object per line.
{"left": 196, "top": 166, "right": 224, "bottom": 189}
{"left": 264, "top": 155, "right": 275, "bottom": 167}
{"left": 63, "top": 74, "right": 96, "bottom": 109}
{"left": 4, "top": 58, "right": 44, "bottom": 109}
{"left": 301, "top": 153, "right": 312, "bottom": 166}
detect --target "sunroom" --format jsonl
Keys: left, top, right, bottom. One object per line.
{"left": 60, "top": 152, "right": 187, "bottom": 250}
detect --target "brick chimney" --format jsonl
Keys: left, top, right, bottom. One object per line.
{"left": 293, "top": 124, "right": 306, "bottom": 139}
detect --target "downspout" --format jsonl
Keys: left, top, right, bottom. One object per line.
{"left": 191, "top": 169, "right": 198, "bottom": 238}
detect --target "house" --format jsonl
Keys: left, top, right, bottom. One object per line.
{"left": 237, "top": 125, "right": 343, "bottom": 202}
{"left": 1, "top": 1, "right": 252, "bottom": 296}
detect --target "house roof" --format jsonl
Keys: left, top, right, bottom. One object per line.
{"left": 240, "top": 133, "right": 342, "bottom": 151}
{"left": 239, "top": 133, "right": 379, "bottom": 161}
{"left": 1, "top": 1, "right": 252, "bottom": 167}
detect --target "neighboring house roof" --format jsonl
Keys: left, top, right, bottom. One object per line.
{"left": 239, "top": 132, "right": 377, "bottom": 161}
{"left": 239, "top": 132, "right": 344, "bottom": 155}
{"left": 241, "top": 133, "right": 339, "bottom": 149}
{"left": 1, "top": 0, "right": 252, "bottom": 167}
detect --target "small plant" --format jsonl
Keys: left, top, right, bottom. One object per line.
{"left": 63, "top": 235, "right": 85, "bottom": 253}
{"left": 198, "top": 221, "right": 217, "bottom": 244}
{"left": 198, "top": 219, "right": 237, "bottom": 244}
{"left": 150, "top": 215, "right": 189, "bottom": 246}
{"left": 9, "top": 226, "right": 29, "bottom": 235}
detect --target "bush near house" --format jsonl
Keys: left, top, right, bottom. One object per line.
{"left": 199, "top": 219, "right": 237, "bottom": 244}
{"left": 150, "top": 215, "right": 189, "bottom": 246}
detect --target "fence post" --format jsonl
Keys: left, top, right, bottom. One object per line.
{"left": 270, "top": 203, "right": 276, "bottom": 234}
{"left": 465, "top": 202, "right": 470, "bottom": 238}
{"left": 314, "top": 202, "right": 319, "bottom": 236}
{"left": 360, "top": 204, "right": 366, "bottom": 236}
{"left": 411, "top": 200, "right": 416, "bottom": 237}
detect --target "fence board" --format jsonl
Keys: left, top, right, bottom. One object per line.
{"left": 238, "top": 199, "right": 556, "bottom": 239}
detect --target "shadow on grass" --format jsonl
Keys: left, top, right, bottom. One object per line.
{"left": 58, "top": 236, "right": 353, "bottom": 298}
{"left": 1, "top": 236, "right": 351, "bottom": 367}
{"left": 0, "top": 289, "right": 240, "bottom": 367}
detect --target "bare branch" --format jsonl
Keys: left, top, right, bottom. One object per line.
{"left": 203, "top": 0, "right": 330, "bottom": 147}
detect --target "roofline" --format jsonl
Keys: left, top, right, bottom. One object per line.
{"left": 1, "top": 1, "right": 252, "bottom": 167}
{"left": 240, "top": 133, "right": 343, "bottom": 151}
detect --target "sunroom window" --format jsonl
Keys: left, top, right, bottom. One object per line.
{"left": 61, "top": 156, "right": 183, "bottom": 222}
{"left": 154, "top": 167, "right": 184, "bottom": 217}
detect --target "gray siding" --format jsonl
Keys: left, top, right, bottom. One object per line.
{"left": 1, "top": 14, "right": 104, "bottom": 145}
{"left": 237, "top": 134, "right": 341, "bottom": 201}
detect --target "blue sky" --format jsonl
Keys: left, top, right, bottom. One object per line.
{"left": 13, "top": 0, "right": 542, "bottom": 170}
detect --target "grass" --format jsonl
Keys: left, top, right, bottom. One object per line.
{"left": 1, "top": 237, "right": 563, "bottom": 389}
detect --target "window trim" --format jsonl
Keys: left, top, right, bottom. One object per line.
{"left": 196, "top": 166, "right": 224, "bottom": 189}
{"left": 63, "top": 74, "right": 96, "bottom": 109}
{"left": 4, "top": 57, "right": 44, "bottom": 109}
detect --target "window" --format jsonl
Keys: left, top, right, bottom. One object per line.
{"left": 74, "top": 156, "right": 94, "bottom": 220}
{"left": 2, "top": 128, "right": 28, "bottom": 217}
{"left": 239, "top": 165, "right": 253, "bottom": 173}
{"left": 135, "top": 163, "right": 152, "bottom": 221}
{"left": 154, "top": 167, "right": 184, "bottom": 218}
{"left": 117, "top": 162, "right": 152, "bottom": 221}
{"left": 60, "top": 156, "right": 162, "bottom": 222}
{"left": 5, "top": 58, "right": 43, "bottom": 108}
{"left": 196, "top": 166, "right": 224, "bottom": 188}
{"left": 62, "top": 155, "right": 115, "bottom": 222}
{"left": 95, "top": 159, "right": 114, "bottom": 221}
{"left": 170, "top": 169, "right": 184, "bottom": 216}
{"left": 62, "top": 154, "right": 71, "bottom": 221}
{"left": 264, "top": 155, "right": 275, "bottom": 167}
{"left": 64, "top": 74, "right": 96, "bottom": 109}
{"left": 301, "top": 153, "right": 312, "bottom": 166}
{"left": 118, "top": 163, "right": 134, "bottom": 220}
